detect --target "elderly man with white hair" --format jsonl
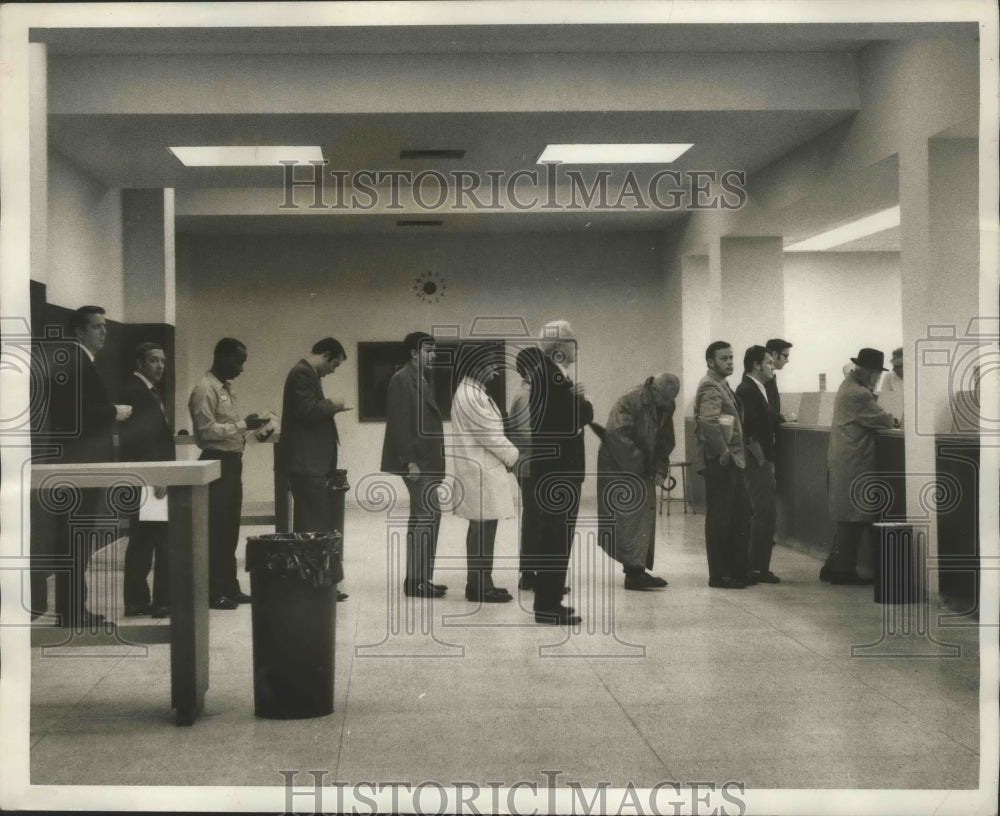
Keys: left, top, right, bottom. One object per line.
{"left": 521, "top": 320, "right": 594, "bottom": 625}
{"left": 596, "top": 373, "right": 679, "bottom": 590}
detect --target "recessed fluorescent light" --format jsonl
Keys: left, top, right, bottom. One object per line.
{"left": 168, "top": 146, "right": 324, "bottom": 167}
{"left": 537, "top": 143, "right": 694, "bottom": 164}
{"left": 784, "top": 206, "right": 901, "bottom": 252}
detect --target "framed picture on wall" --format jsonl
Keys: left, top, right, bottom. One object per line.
{"left": 357, "top": 339, "right": 507, "bottom": 422}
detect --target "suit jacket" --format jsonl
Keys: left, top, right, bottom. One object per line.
{"left": 735, "top": 374, "right": 776, "bottom": 465}
{"left": 765, "top": 376, "right": 784, "bottom": 422}
{"left": 693, "top": 368, "right": 746, "bottom": 473}
{"left": 119, "top": 373, "right": 175, "bottom": 462}
{"left": 380, "top": 360, "right": 445, "bottom": 476}
{"left": 46, "top": 341, "right": 116, "bottom": 464}
{"left": 528, "top": 354, "right": 594, "bottom": 480}
{"left": 277, "top": 359, "right": 339, "bottom": 476}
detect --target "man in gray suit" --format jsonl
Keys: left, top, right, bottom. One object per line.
{"left": 380, "top": 331, "right": 447, "bottom": 598}
{"left": 277, "top": 337, "right": 350, "bottom": 600}
{"left": 693, "top": 340, "right": 752, "bottom": 589}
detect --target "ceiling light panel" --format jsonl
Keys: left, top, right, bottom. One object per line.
{"left": 168, "top": 146, "right": 324, "bottom": 166}
{"left": 537, "top": 143, "right": 694, "bottom": 164}
{"left": 784, "top": 206, "right": 901, "bottom": 252}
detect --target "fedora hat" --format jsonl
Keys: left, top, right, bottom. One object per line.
{"left": 850, "top": 348, "right": 888, "bottom": 371}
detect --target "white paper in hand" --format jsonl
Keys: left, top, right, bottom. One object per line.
{"left": 139, "top": 486, "right": 168, "bottom": 522}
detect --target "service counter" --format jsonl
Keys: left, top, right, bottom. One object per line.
{"left": 683, "top": 418, "right": 906, "bottom": 561}
{"left": 682, "top": 419, "right": 982, "bottom": 607}
{"left": 772, "top": 424, "right": 905, "bottom": 561}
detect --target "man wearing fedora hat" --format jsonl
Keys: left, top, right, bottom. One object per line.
{"left": 822, "top": 347, "right": 899, "bottom": 584}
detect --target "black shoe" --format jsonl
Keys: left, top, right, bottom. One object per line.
{"left": 232, "top": 591, "right": 252, "bottom": 604}
{"left": 518, "top": 572, "right": 536, "bottom": 591}
{"left": 751, "top": 570, "right": 781, "bottom": 584}
{"left": 337, "top": 592, "right": 349, "bottom": 602}
{"left": 404, "top": 582, "right": 445, "bottom": 598}
{"left": 741, "top": 574, "right": 759, "bottom": 586}
{"left": 54, "top": 610, "right": 109, "bottom": 628}
{"left": 124, "top": 603, "right": 153, "bottom": 617}
{"left": 624, "top": 572, "right": 668, "bottom": 591}
{"left": 467, "top": 587, "right": 513, "bottom": 603}
{"left": 708, "top": 577, "right": 746, "bottom": 589}
{"left": 428, "top": 583, "right": 448, "bottom": 592}
{"left": 534, "top": 607, "right": 582, "bottom": 626}
{"left": 819, "top": 566, "right": 832, "bottom": 583}
{"left": 209, "top": 595, "right": 239, "bottom": 610}
{"left": 150, "top": 606, "right": 170, "bottom": 618}
{"left": 828, "top": 572, "right": 874, "bottom": 585}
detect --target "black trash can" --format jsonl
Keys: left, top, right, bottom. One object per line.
{"left": 326, "top": 470, "right": 350, "bottom": 543}
{"left": 245, "top": 532, "right": 343, "bottom": 719}
{"left": 873, "top": 522, "right": 918, "bottom": 604}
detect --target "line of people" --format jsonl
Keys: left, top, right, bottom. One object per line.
{"left": 29, "top": 304, "right": 900, "bottom": 631}
{"left": 694, "top": 339, "right": 899, "bottom": 589}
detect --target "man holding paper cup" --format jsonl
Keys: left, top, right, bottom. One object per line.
{"left": 693, "top": 341, "right": 752, "bottom": 589}
{"left": 119, "top": 342, "right": 175, "bottom": 618}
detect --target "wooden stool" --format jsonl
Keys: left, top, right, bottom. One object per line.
{"left": 659, "top": 461, "right": 693, "bottom": 516}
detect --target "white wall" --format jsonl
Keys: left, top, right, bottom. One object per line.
{"left": 781, "top": 251, "right": 902, "bottom": 395}
{"left": 46, "top": 150, "right": 123, "bottom": 317}
{"left": 175, "top": 230, "right": 676, "bottom": 504}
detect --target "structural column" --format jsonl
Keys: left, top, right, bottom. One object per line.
{"left": 898, "top": 136, "right": 980, "bottom": 598}
{"left": 719, "top": 236, "right": 785, "bottom": 356}
{"left": 122, "top": 189, "right": 175, "bottom": 326}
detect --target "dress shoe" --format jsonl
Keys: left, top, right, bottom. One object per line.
{"left": 828, "top": 572, "right": 874, "bottom": 585}
{"left": 518, "top": 572, "right": 536, "bottom": 591}
{"left": 708, "top": 577, "right": 746, "bottom": 589}
{"left": 751, "top": 570, "right": 781, "bottom": 584}
{"left": 124, "top": 603, "right": 153, "bottom": 617}
{"left": 209, "top": 595, "right": 239, "bottom": 610}
{"left": 819, "top": 566, "right": 832, "bottom": 583}
{"left": 624, "top": 572, "right": 668, "bottom": 591}
{"left": 466, "top": 587, "right": 513, "bottom": 603}
{"left": 428, "top": 582, "right": 448, "bottom": 592}
{"left": 55, "top": 610, "right": 109, "bottom": 628}
{"left": 150, "top": 606, "right": 170, "bottom": 618}
{"left": 337, "top": 592, "right": 349, "bottom": 602}
{"left": 403, "top": 582, "right": 445, "bottom": 598}
{"left": 534, "top": 607, "right": 582, "bottom": 626}
{"left": 232, "top": 590, "right": 252, "bottom": 604}
{"left": 741, "top": 574, "right": 759, "bottom": 586}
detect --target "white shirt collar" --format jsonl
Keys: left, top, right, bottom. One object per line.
{"left": 750, "top": 375, "right": 769, "bottom": 401}
{"left": 78, "top": 341, "right": 96, "bottom": 364}
{"left": 133, "top": 371, "right": 155, "bottom": 390}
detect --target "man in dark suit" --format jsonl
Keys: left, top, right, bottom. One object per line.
{"left": 380, "top": 331, "right": 448, "bottom": 598}
{"left": 735, "top": 346, "right": 781, "bottom": 584}
{"left": 119, "top": 341, "right": 175, "bottom": 617}
{"left": 524, "top": 320, "right": 593, "bottom": 625}
{"left": 764, "top": 338, "right": 796, "bottom": 423}
{"left": 693, "top": 340, "right": 751, "bottom": 589}
{"left": 33, "top": 305, "right": 133, "bottom": 627}
{"left": 277, "top": 337, "right": 350, "bottom": 601}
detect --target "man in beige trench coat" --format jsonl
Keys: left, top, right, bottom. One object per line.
{"left": 821, "top": 347, "right": 899, "bottom": 585}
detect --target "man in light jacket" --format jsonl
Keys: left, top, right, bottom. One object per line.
{"left": 694, "top": 341, "right": 751, "bottom": 589}
{"left": 822, "top": 347, "right": 898, "bottom": 584}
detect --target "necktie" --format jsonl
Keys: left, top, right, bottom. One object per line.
{"left": 150, "top": 385, "right": 165, "bottom": 414}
